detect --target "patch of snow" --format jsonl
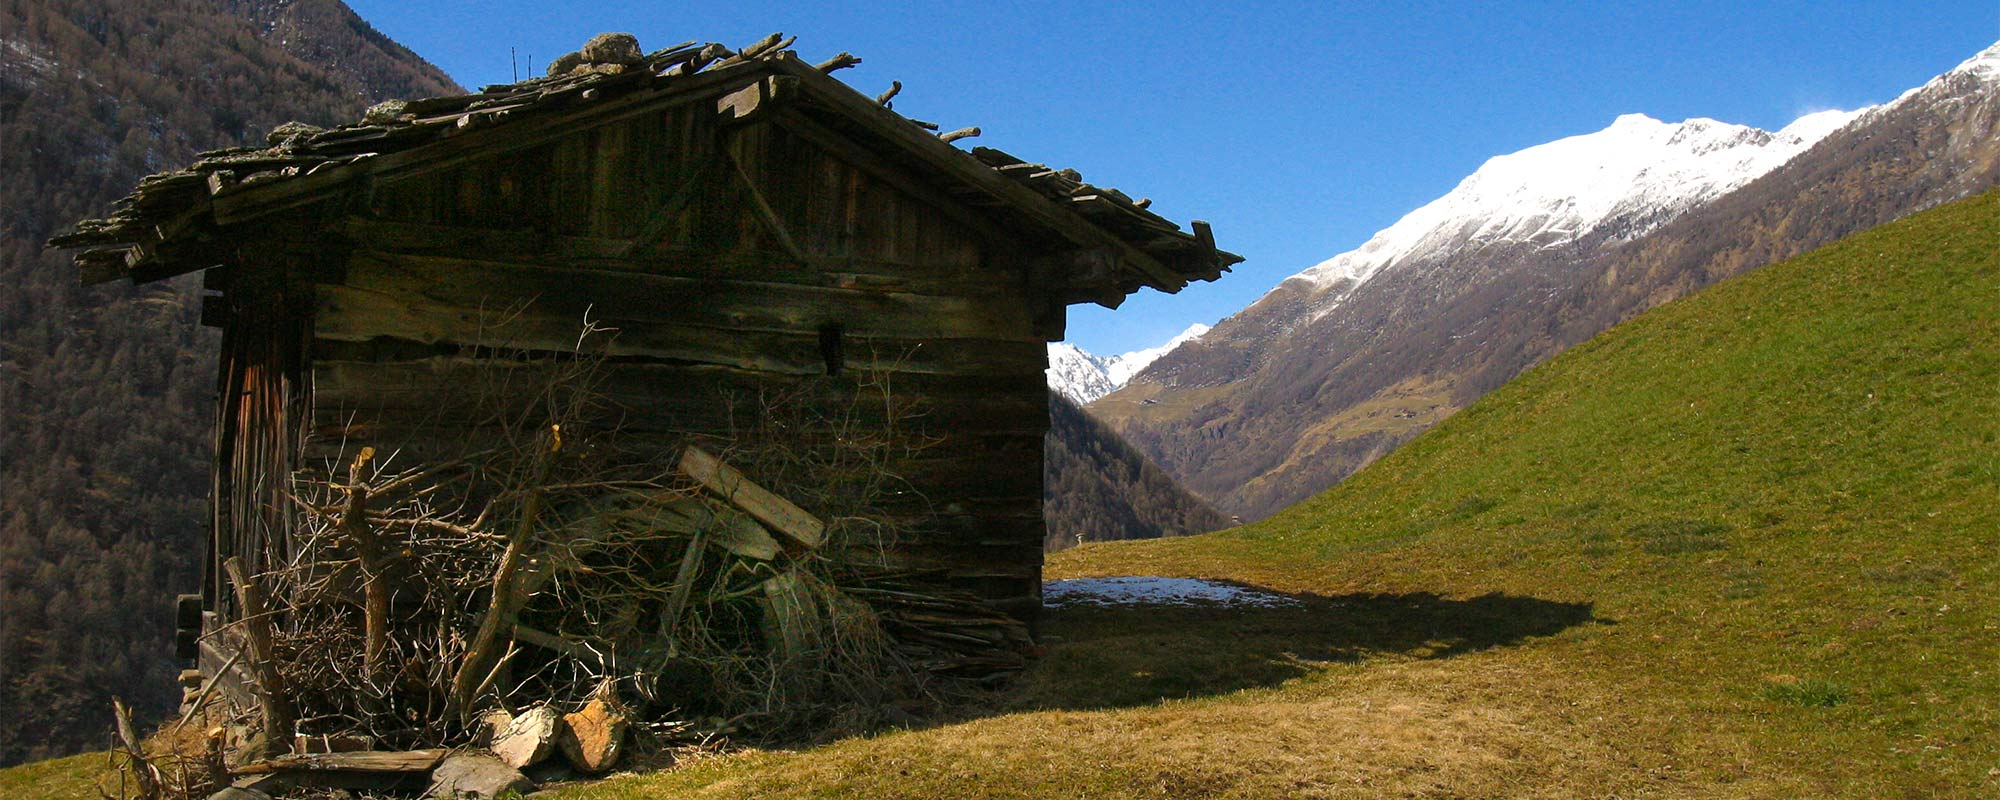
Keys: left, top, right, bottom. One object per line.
{"left": 1950, "top": 38, "right": 2000, "bottom": 82}
{"left": 1043, "top": 576, "right": 1301, "bottom": 609}
{"left": 1104, "top": 323, "right": 1210, "bottom": 386}
{"left": 1858, "top": 38, "right": 2000, "bottom": 125}
{"left": 1047, "top": 323, "right": 1211, "bottom": 404}
{"left": 0, "top": 37, "right": 61, "bottom": 85}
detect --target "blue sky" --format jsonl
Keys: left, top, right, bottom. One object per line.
{"left": 346, "top": 1, "right": 2000, "bottom": 355}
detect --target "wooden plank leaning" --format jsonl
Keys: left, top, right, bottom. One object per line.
{"left": 677, "top": 445, "right": 825, "bottom": 549}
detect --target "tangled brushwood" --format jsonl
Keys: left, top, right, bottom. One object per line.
{"left": 203, "top": 328, "right": 1032, "bottom": 777}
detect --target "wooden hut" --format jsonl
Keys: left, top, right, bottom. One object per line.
{"left": 53, "top": 35, "right": 1238, "bottom": 657}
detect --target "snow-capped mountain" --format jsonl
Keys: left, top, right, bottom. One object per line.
{"left": 1283, "top": 108, "right": 1860, "bottom": 319}
{"left": 1096, "top": 38, "right": 2000, "bottom": 521}
{"left": 1047, "top": 323, "right": 1211, "bottom": 404}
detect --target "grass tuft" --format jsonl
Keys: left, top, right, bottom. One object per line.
{"left": 1761, "top": 678, "right": 1851, "bottom": 708}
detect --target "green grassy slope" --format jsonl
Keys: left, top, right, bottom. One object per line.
{"left": 10, "top": 190, "right": 1995, "bottom": 797}
{"left": 1054, "top": 186, "right": 2000, "bottom": 796}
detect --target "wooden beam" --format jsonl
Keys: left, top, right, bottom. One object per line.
{"left": 722, "top": 132, "right": 807, "bottom": 261}
{"left": 339, "top": 218, "right": 1016, "bottom": 294}
{"left": 235, "top": 750, "right": 448, "bottom": 776}
{"left": 322, "top": 249, "right": 1042, "bottom": 343}
{"left": 678, "top": 446, "right": 824, "bottom": 549}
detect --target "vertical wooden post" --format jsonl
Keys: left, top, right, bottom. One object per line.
{"left": 337, "top": 447, "right": 391, "bottom": 677}
{"left": 224, "top": 556, "right": 294, "bottom": 749}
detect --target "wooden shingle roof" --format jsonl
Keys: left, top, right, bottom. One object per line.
{"left": 50, "top": 33, "right": 1240, "bottom": 303}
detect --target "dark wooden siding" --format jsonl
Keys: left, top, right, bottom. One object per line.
{"left": 209, "top": 264, "right": 312, "bottom": 614}
{"left": 308, "top": 100, "right": 1051, "bottom": 615}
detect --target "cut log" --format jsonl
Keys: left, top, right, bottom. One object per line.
{"left": 557, "top": 694, "right": 630, "bottom": 773}
{"left": 759, "top": 570, "right": 821, "bottom": 662}
{"left": 875, "top": 80, "right": 902, "bottom": 106}
{"left": 678, "top": 446, "right": 825, "bottom": 549}
{"left": 815, "top": 52, "right": 861, "bottom": 72}
{"left": 491, "top": 705, "right": 562, "bottom": 769}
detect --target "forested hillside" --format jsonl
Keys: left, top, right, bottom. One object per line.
{"left": 1043, "top": 393, "right": 1230, "bottom": 551}
{"left": 0, "top": 0, "right": 454, "bottom": 764}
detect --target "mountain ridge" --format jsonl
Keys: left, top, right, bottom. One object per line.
{"left": 1047, "top": 323, "right": 1211, "bottom": 404}
{"left": 1096, "top": 39, "right": 2000, "bottom": 519}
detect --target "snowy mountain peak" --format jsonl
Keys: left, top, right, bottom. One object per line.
{"left": 1953, "top": 38, "right": 2000, "bottom": 81}
{"left": 1281, "top": 107, "right": 1863, "bottom": 309}
{"left": 1048, "top": 323, "right": 1211, "bottom": 404}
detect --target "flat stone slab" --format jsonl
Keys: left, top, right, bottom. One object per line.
{"left": 427, "top": 752, "right": 535, "bottom": 799}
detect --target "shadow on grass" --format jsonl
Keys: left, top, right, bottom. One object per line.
{"left": 1005, "top": 588, "right": 1601, "bottom": 711}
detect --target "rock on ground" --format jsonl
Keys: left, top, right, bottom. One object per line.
{"left": 427, "top": 752, "right": 535, "bottom": 799}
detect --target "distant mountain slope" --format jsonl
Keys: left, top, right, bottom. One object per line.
{"left": 1095, "top": 41, "right": 2000, "bottom": 520}
{"left": 1043, "top": 393, "right": 1230, "bottom": 551}
{"left": 1046, "top": 323, "right": 1210, "bottom": 404}
{"left": 0, "top": 0, "right": 455, "bottom": 766}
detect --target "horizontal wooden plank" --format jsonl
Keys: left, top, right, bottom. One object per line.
{"left": 309, "top": 358, "right": 1051, "bottom": 436}
{"left": 332, "top": 250, "right": 1039, "bottom": 342}
{"left": 313, "top": 292, "right": 1049, "bottom": 376}
{"left": 310, "top": 327, "right": 1046, "bottom": 378}
{"left": 338, "top": 225, "right": 1012, "bottom": 295}
{"left": 299, "top": 428, "right": 1046, "bottom": 502}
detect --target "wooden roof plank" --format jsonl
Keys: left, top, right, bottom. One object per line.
{"left": 764, "top": 55, "right": 1190, "bottom": 293}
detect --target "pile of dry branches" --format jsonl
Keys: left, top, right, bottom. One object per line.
{"left": 221, "top": 330, "right": 1029, "bottom": 761}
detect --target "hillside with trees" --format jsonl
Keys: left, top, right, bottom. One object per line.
{"left": 0, "top": 0, "right": 455, "bottom": 765}
{"left": 1044, "top": 393, "right": 1231, "bottom": 551}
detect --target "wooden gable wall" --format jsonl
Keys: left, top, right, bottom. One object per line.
{"left": 273, "top": 98, "right": 1053, "bottom": 616}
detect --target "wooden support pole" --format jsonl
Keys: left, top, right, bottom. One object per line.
{"left": 113, "top": 696, "right": 161, "bottom": 800}
{"left": 449, "top": 427, "right": 557, "bottom": 720}
{"left": 224, "top": 557, "right": 295, "bottom": 748}
{"left": 336, "top": 448, "right": 391, "bottom": 677}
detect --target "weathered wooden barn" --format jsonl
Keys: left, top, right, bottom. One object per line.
{"left": 55, "top": 35, "right": 1237, "bottom": 654}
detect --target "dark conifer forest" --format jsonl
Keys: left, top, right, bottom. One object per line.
{"left": 1043, "top": 393, "right": 1230, "bottom": 551}
{"left": 0, "top": 0, "right": 455, "bottom": 764}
